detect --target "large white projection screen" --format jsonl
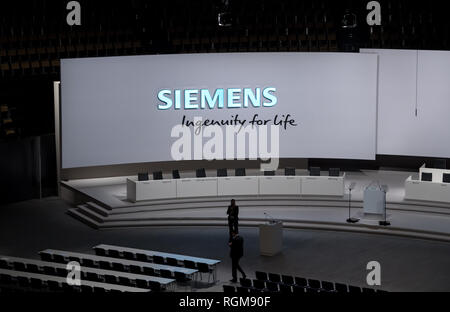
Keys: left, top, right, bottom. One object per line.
{"left": 61, "top": 53, "right": 377, "bottom": 169}
{"left": 362, "top": 49, "right": 450, "bottom": 158}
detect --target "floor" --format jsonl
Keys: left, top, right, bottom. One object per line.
{"left": 1, "top": 197, "right": 450, "bottom": 292}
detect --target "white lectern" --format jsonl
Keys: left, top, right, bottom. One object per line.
{"left": 259, "top": 220, "right": 283, "bottom": 256}
{"left": 363, "top": 182, "right": 386, "bottom": 215}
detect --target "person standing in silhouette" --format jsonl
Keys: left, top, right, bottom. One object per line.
{"left": 229, "top": 230, "right": 246, "bottom": 283}
{"left": 227, "top": 199, "right": 239, "bottom": 240}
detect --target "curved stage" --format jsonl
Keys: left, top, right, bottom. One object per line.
{"left": 62, "top": 169, "right": 450, "bottom": 243}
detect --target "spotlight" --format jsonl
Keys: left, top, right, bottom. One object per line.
{"left": 218, "top": 0, "right": 232, "bottom": 27}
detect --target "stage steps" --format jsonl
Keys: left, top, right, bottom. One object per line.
{"left": 66, "top": 207, "right": 450, "bottom": 242}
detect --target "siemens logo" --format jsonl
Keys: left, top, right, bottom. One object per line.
{"left": 157, "top": 87, "right": 277, "bottom": 110}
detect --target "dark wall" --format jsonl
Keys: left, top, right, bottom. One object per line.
{"left": 0, "top": 134, "right": 57, "bottom": 205}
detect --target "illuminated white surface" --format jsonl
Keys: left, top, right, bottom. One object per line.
{"left": 61, "top": 53, "right": 378, "bottom": 168}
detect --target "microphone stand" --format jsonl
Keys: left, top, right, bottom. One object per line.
{"left": 379, "top": 187, "right": 390, "bottom": 226}
{"left": 346, "top": 183, "right": 359, "bottom": 223}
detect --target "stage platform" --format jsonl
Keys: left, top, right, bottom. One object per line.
{"left": 61, "top": 169, "right": 450, "bottom": 242}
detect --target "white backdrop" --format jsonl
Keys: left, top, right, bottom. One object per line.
{"left": 61, "top": 52, "right": 378, "bottom": 168}
{"left": 362, "top": 49, "right": 450, "bottom": 158}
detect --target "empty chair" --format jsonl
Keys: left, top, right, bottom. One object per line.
{"left": 421, "top": 172, "right": 432, "bottom": 181}
{"left": 138, "top": 172, "right": 149, "bottom": 181}
{"left": 143, "top": 267, "right": 155, "bottom": 276}
{"left": 348, "top": 285, "right": 362, "bottom": 293}
{"left": 85, "top": 272, "right": 100, "bottom": 282}
{"left": 235, "top": 168, "right": 246, "bottom": 176}
{"left": 136, "top": 253, "right": 148, "bottom": 262}
{"left": 17, "top": 276, "right": 30, "bottom": 287}
{"left": 197, "top": 262, "right": 213, "bottom": 283}
{"left": 295, "top": 277, "right": 307, "bottom": 287}
{"left": 82, "top": 258, "right": 96, "bottom": 268}
{"left": 81, "top": 285, "right": 94, "bottom": 293}
{"left": 255, "top": 271, "right": 268, "bottom": 281}
{"left": 252, "top": 279, "right": 265, "bottom": 291}
{"left": 94, "top": 247, "right": 106, "bottom": 257}
{"left": 239, "top": 278, "right": 252, "bottom": 288}
{"left": 308, "top": 279, "right": 321, "bottom": 290}
{"left": 99, "top": 261, "right": 111, "bottom": 270}
{"left": 30, "top": 278, "right": 43, "bottom": 289}
{"left": 175, "top": 271, "right": 191, "bottom": 283}
{"left": 56, "top": 268, "right": 68, "bottom": 277}
{"left": 335, "top": 283, "right": 348, "bottom": 293}
{"left": 281, "top": 275, "right": 294, "bottom": 286}
{"left": 293, "top": 285, "right": 305, "bottom": 294}
{"left": 172, "top": 170, "right": 180, "bottom": 179}
{"left": 123, "top": 251, "right": 135, "bottom": 260}
{"left": 268, "top": 273, "right": 281, "bottom": 283}
{"left": 183, "top": 260, "right": 196, "bottom": 269}
{"left": 13, "top": 262, "right": 26, "bottom": 271}
{"left": 196, "top": 168, "right": 206, "bottom": 178}
{"left": 236, "top": 286, "right": 250, "bottom": 294}
{"left": 108, "top": 250, "right": 120, "bottom": 258}
{"left": 285, "top": 167, "right": 295, "bottom": 176}
{"left": 217, "top": 168, "right": 227, "bottom": 177}
{"left": 264, "top": 170, "right": 275, "bottom": 176}
{"left": 47, "top": 280, "right": 61, "bottom": 292}
{"left": 112, "top": 262, "right": 126, "bottom": 272}
{"left": 279, "top": 284, "right": 292, "bottom": 293}
{"left": 309, "top": 167, "right": 321, "bottom": 176}
{"left": 329, "top": 167, "right": 340, "bottom": 177}
{"left": 0, "top": 274, "right": 13, "bottom": 285}
{"left": 135, "top": 279, "right": 149, "bottom": 289}
{"left": 223, "top": 285, "right": 236, "bottom": 293}
{"left": 53, "top": 254, "right": 66, "bottom": 264}
{"left": 130, "top": 265, "right": 142, "bottom": 274}
{"left": 166, "top": 257, "right": 178, "bottom": 267}
{"left": 0, "top": 259, "right": 10, "bottom": 269}
{"left": 104, "top": 275, "right": 117, "bottom": 284}
{"left": 68, "top": 256, "right": 80, "bottom": 263}
{"left": 27, "top": 264, "right": 40, "bottom": 274}
{"left": 153, "top": 255, "right": 165, "bottom": 264}
{"left": 153, "top": 171, "right": 163, "bottom": 180}
{"left": 62, "top": 283, "right": 77, "bottom": 293}
{"left": 321, "top": 281, "right": 335, "bottom": 292}
{"left": 43, "top": 266, "right": 57, "bottom": 276}
{"left": 118, "top": 277, "right": 133, "bottom": 286}
{"left": 148, "top": 281, "right": 161, "bottom": 292}
{"left": 40, "top": 253, "right": 52, "bottom": 262}
{"left": 266, "top": 281, "right": 279, "bottom": 292}
{"left": 160, "top": 269, "right": 172, "bottom": 279}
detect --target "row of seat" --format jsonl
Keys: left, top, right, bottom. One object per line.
{"left": 0, "top": 257, "right": 171, "bottom": 292}
{"left": 93, "top": 246, "right": 216, "bottom": 284}
{"left": 223, "top": 271, "right": 386, "bottom": 294}
{"left": 0, "top": 271, "right": 147, "bottom": 293}
{"left": 139, "top": 166, "right": 340, "bottom": 181}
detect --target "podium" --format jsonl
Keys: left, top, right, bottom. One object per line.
{"left": 259, "top": 221, "right": 283, "bottom": 256}
{"left": 363, "top": 182, "right": 386, "bottom": 215}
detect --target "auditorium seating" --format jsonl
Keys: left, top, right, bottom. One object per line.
{"left": 153, "top": 171, "right": 163, "bottom": 180}
{"left": 229, "top": 271, "right": 385, "bottom": 294}
{"left": 196, "top": 168, "right": 206, "bottom": 178}
{"left": 217, "top": 168, "right": 228, "bottom": 177}
{"left": 235, "top": 168, "right": 246, "bottom": 176}
{"left": 1, "top": 243, "right": 218, "bottom": 292}
{"left": 309, "top": 167, "right": 321, "bottom": 176}
{"left": 93, "top": 244, "right": 220, "bottom": 283}
{"left": 172, "top": 170, "right": 181, "bottom": 179}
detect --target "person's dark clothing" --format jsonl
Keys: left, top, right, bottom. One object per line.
{"left": 230, "top": 234, "right": 246, "bottom": 280}
{"left": 227, "top": 205, "right": 239, "bottom": 238}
